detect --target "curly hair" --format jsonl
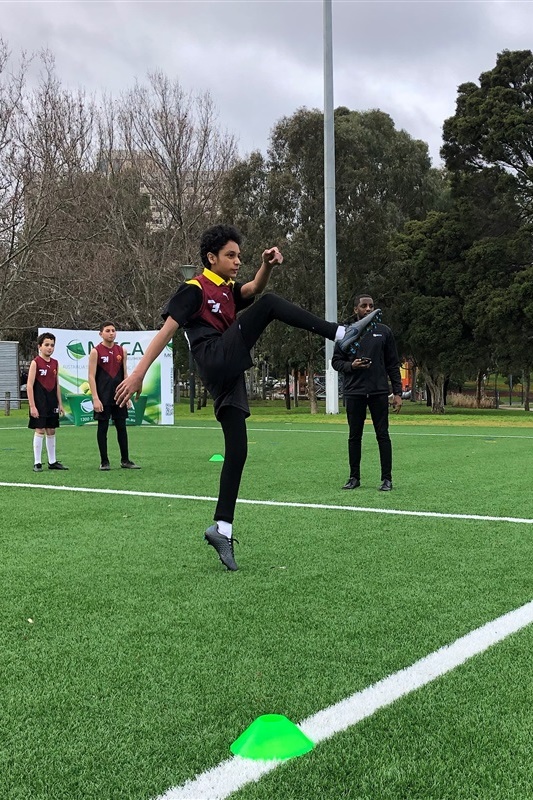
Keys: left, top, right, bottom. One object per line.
{"left": 200, "top": 225, "right": 241, "bottom": 268}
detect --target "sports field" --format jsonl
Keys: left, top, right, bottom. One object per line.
{"left": 2, "top": 404, "right": 533, "bottom": 800}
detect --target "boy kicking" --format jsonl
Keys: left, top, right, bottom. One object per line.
{"left": 27, "top": 332, "right": 68, "bottom": 472}
{"left": 88, "top": 322, "right": 140, "bottom": 471}
{"left": 115, "top": 225, "right": 377, "bottom": 570}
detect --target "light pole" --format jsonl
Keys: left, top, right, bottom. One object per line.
{"left": 324, "top": 0, "right": 339, "bottom": 413}
{"left": 180, "top": 265, "right": 197, "bottom": 413}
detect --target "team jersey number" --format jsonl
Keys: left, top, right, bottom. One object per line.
{"left": 208, "top": 300, "right": 221, "bottom": 314}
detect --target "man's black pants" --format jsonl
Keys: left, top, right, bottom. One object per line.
{"left": 345, "top": 394, "right": 392, "bottom": 482}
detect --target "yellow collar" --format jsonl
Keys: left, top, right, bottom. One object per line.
{"left": 202, "top": 268, "right": 234, "bottom": 287}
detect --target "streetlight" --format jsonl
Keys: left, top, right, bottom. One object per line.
{"left": 181, "top": 264, "right": 197, "bottom": 413}
{"left": 323, "top": 0, "right": 339, "bottom": 414}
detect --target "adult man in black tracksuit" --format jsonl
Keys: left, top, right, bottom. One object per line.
{"left": 332, "top": 294, "right": 402, "bottom": 491}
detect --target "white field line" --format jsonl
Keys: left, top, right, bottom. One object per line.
{"left": 155, "top": 599, "right": 533, "bottom": 800}
{"left": 168, "top": 427, "right": 533, "bottom": 440}
{"left": 174, "top": 426, "right": 533, "bottom": 440}
{"left": 1, "top": 482, "right": 533, "bottom": 525}
{"left": 2, "top": 424, "right": 533, "bottom": 439}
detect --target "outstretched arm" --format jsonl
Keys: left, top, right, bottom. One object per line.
{"left": 241, "top": 247, "right": 283, "bottom": 300}
{"left": 114, "top": 317, "right": 180, "bottom": 406}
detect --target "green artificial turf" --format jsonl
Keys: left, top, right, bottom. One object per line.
{"left": 1, "top": 407, "right": 532, "bottom": 799}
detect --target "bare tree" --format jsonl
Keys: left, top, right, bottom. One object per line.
{"left": 1, "top": 44, "right": 237, "bottom": 336}
{"left": 88, "top": 73, "right": 238, "bottom": 328}
{"left": 0, "top": 45, "right": 96, "bottom": 335}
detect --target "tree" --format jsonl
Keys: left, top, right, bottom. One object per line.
{"left": 442, "top": 49, "right": 533, "bottom": 221}
{"left": 1, "top": 39, "right": 239, "bottom": 338}
{"left": 1, "top": 45, "right": 97, "bottom": 336}
{"left": 220, "top": 106, "right": 438, "bottom": 410}
{"left": 386, "top": 211, "right": 475, "bottom": 412}
{"left": 442, "top": 50, "right": 533, "bottom": 406}
{"left": 85, "top": 73, "right": 238, "bottom": 330}
{"left": 0, "top": 49, "right": 101, "bottom": 336}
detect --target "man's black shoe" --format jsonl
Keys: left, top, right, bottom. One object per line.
{"left": 379, "top": 479, "right": 393, "bottom": 491}
{"left": 99, "top": 462, "right": 111, "bottom": 471}
{"left": 121, "top": 460, "right": 141, "bottom": 469}
{"left": 204, "top": 524, "right": 239, "bottom": 571}
{"left": 342, "top": 477, "right": 361, "bottom": 490}
{"left": 49, "top": 461, "right": 69, "bottom": 470}
{"left": 338, "top": 308, "right": 382, "bottom": 357}
{"left": 33, "top": 463, "right": 43, "bottom": 473}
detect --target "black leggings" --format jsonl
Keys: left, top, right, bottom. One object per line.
{"left": 214, "top": 406, "right": 248, "bottom": 523}
{"left": 212, "top": 294, "right": 338, "bottom": 524}
{"left": 97, "top": 418, "right": 129, "bottom": 463}
{"left": 238, "top": 293, "right": 337, "bottom": 350}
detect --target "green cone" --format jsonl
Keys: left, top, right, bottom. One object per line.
{"left": 230, "top": 714, "right": 314, "bottom": 760}
{"left": 209, "top": 454, "right": 224, "bottom": 462}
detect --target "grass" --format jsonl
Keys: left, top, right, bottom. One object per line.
{"left": 2, "top": 404, "right": 533, "bottom": 799}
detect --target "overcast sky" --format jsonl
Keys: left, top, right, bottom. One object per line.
{"left": 3, "top": 0, "right": 533, "bottom": 166}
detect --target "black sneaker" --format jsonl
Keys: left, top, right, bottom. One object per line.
{"left": 33, "top": 463, "right": 43, "bottom": 473}
{"left": 99, "top": 462, "right": 111, "bottom": 471}
{"left": 121, "top": 460, "right": 141, "bottom": 469}
{"left": 379, "top": 479, "right": 393, "bottom": 491}
{"left": 48, "top": 461, "right": 69, "bottom": 470}
{"left": 338, "top": 308, "right": 382, "bottom": 357}
{"left": 204, "top": 524, "right": 239, "bottom": 571}
{"left": 342, "top": 477, "right": 361, "bottom": 489}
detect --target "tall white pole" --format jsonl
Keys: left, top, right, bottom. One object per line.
{"left": 324, "top": 0, "right": 339, "bottom": 413}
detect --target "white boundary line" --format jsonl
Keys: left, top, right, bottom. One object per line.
{"left": 173, "top": 426, "right": 533, "bottom": 440}
{"left": 155, "top": 599, "right": 533, "bottom": 800}
{"left": 1, "top": 482, "right": 532, "bottom": 525}
{"left": 2, "top": 424, "right": 533, "bottom": 439}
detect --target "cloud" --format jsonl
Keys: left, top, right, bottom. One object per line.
{"left": 3, "top": 0, "right": 533, "bottom": 165}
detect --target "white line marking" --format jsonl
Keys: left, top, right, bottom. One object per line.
{"left": 1, "top": 482, "right": 532, "bottom": 525}
{"left": 190, "top": 426, "right": 533, "bottom": 440}
{"left": 2, "top": 424, "right": 533, "bottom": 439}
{"left": 131, "top": 425, "right": 533, "bottom": 440}
{"left": 154, "top": 599, "right": 533, "bottom": 800}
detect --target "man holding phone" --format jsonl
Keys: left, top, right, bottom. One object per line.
{"left": 332, "top": 294, "right": 403, "bottom": 491}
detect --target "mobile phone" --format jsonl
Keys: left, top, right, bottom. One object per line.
{"left": 358, "top": 357, "right": 372, "bottom": 364}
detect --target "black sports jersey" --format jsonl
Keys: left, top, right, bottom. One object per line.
{"left": 94, "top": 343, "right": 125, "bottom": 405}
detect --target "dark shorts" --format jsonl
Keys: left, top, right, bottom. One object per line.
{"left": 93, "top": 404, "right": 128, "bottom": 422}
{"left": 28, "top": 414, "right": 60, "bottom": 430}
{"left": 193, "top": 322, "right": 253, "bottom": 420}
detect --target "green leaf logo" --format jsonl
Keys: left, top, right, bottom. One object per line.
{"left": 67, "top": 340, "right": 86, "bottom": 361}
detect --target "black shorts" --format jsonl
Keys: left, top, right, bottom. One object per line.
{"left": 93, "top": 404, "right": 128, "bottom": 422}
{"left": 28, "top": 414, "right": 60, "bottom": 430}
{"left": 193, "top": 322, "right": 253, "bottom": 420}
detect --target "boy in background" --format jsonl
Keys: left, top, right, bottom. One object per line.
{"left": 88, "top": 322, "right": 140, "bottom": 471}
{"left": 27, "top": 332, "right": 68, "bottom": 472}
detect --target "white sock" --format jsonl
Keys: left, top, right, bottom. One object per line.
{"left": 33, "top": 433, "right": 44, "bottom": 464}
{"left": 217, "top": 520, "right": 232, "bottom": 539}
{"left": 334, "top": 325, "right": 346, "bottom": 341}
{"left": 46, "top": 434, "right": 56, "bottom": 464}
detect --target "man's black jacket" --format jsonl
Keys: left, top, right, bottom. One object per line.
{"left": 332, "top": 322, "right": 402, "bottom": 397}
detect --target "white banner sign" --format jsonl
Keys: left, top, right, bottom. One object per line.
{"left": 38, "top": 328, "right": 173, "bottom": 425}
